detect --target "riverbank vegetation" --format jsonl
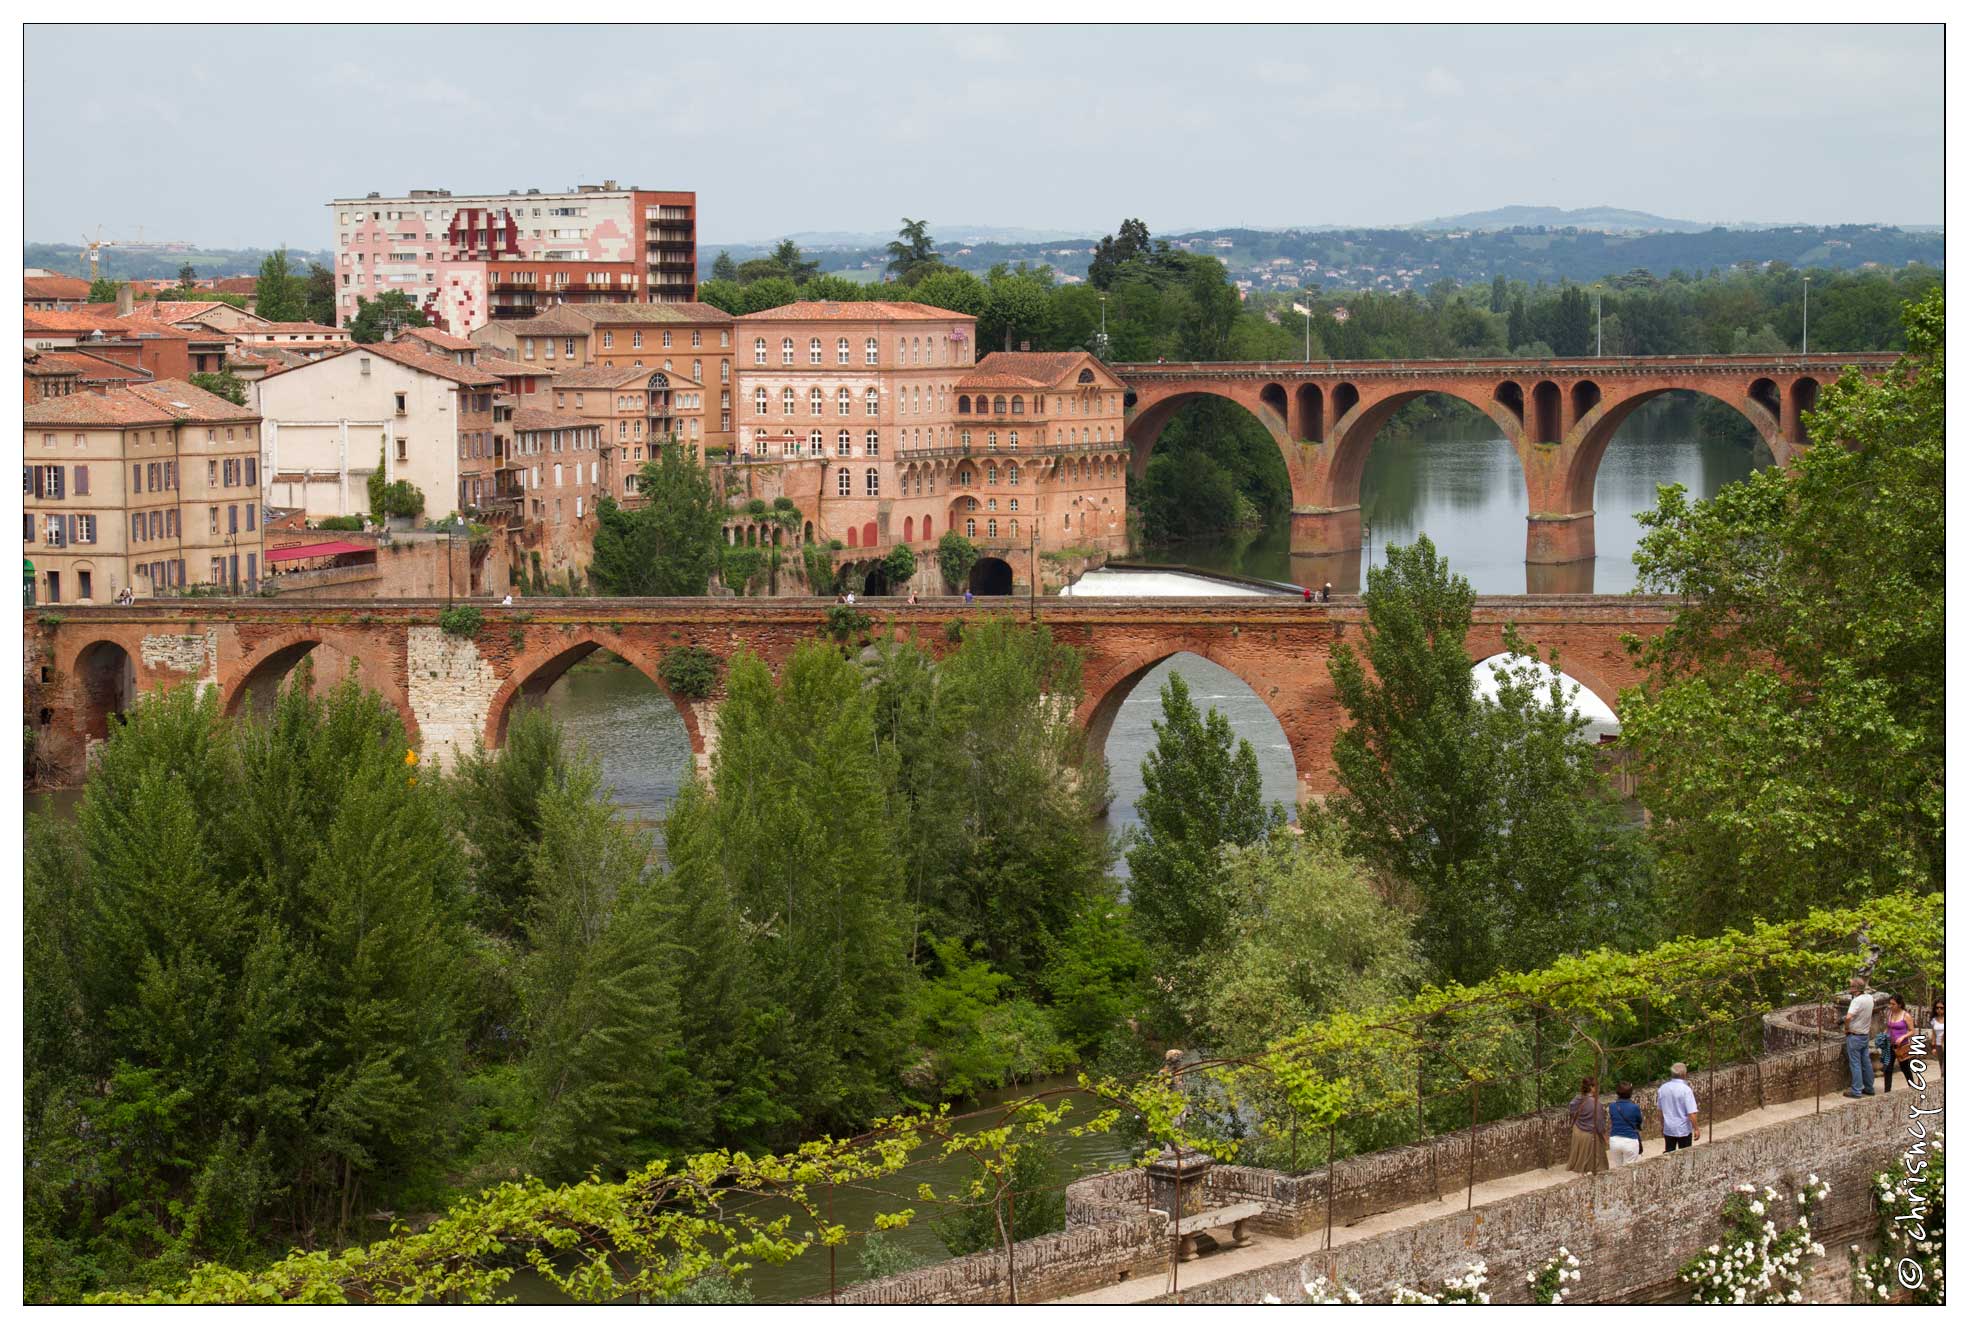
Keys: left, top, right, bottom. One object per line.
{"left": 24, "top": 292, "right": 1942, "bottom": 1303}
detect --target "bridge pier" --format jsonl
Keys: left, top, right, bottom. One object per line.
{"left": 1525, "top": 511, "right": 1595, "bottom": 566}
{"left": 1290, "top": 504, "right": 1360, "bottom": 557}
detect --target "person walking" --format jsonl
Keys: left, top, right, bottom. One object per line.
{"left": 1321, "top": 582, "right": 1332, "bottom": 603}
{"left": 1930, "top": 998, "right": 1945, "bottom": 1072}
{"left": 1843, "top": 976, "right": 1877, "bottom": 1098}
{"left": 1565, "top": 1076, "right": 1609, "bottom": 1173}
{"left": 963, "top": 587, "right": 974, "bottom": 605}
{"left": 1879, "top": 995, "right": 1913, "bottom": 1092}
{"left": 1303, "top": 585, "right": 1313, "bottom": 603}
{"left": 1607, "top": 1082, "right": 1644, "bottom": 1168}
{"left": 1658, "top": 1063, "right": 1700, "bottom": 1150}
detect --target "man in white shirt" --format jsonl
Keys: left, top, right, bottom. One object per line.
{"left": 1657, "top": 1063, "right": 1700, "bottom": 1151}
{"left": 1843, "top": 976, "right": 1877, "bottom": 1097}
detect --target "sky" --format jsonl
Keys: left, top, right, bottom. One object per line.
{"left": 24, "top": 23, "right": 1944, "bottom": 251}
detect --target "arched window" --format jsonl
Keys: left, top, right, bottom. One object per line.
{"left": 1009, "top": 519, "right": 1018, "bottom": 538}
{"left": 837, "top": 337, "right": 850, "bottom": 364}
{"left": 957, "top": 467, "right": 972, "bottom": 486}
{"left": 809, "top": 337, "right": 822, "bottom": 365}
{"left": 780, "top": 337, "right": 794, "bottom": 366}
{"left": 987, "top": 498, "right": 997, "bottom": 512}
{"left": 957, "top": 395, "right": 972, "bottom": 414}
{"left": 904, "top": 516, "right": 914, "bottom": 542}
{"left": 1010, "top": 396, "right": 1024, "bottom": 415}
{"left": 897, "top": 336, "right": 907, "bottom": 361}
{"left": 966, "top": 518, "right": 976, "bottom": 537}
{"left": 846, "top": 521, "right": 858, "bottom": 546}
{"left": 866, "top": 429, "right": 881, "bottom": 456}
{"left": 987, "top": 431, "right": 998, "bottom": 452}
{"left": 1008, "top": 463, "right": 1020, "bottom": 486}
{"left": 865, "top": 388, "right": 880, "bottom": 416}
{"left": 837, "top": 387, "right": 852, "bottom": 416}
{"left": 809, "top": 429, "right": 824, "bottom": 456}
{"left": 1008, "top": 431, "right": 1019, "bottom": 451}
{"left": 987, "top": 519, "right": 998, "bottom": 539}
{"left": 838, "top": 468, "right": 852, "bottom": 496}
{"left": 986, "top": 463, "right": 998, "bottom": 486}
{"left": 924, "top": 515, "right": 933, "bottom": 539}
{"left": 865, "top": 337, "right": 879, "bottom": 365}
{"left": 753, "top": 387, "right": 768, "bottom": 415}
{"left": 753, "top": 336, "right": 766, "bottom": 366}
{"left": 993, "top": 395, "right": 1007, "bottom": 415}
{"left": 967, "top": 496, "right": 979, "bottom": 510}
{"left": 809, "top": 387, "right": 824, "bottom": 416}
{"left": 865, "top": 468, "right": 879, "bottom": 496}
{"left": 837, "top": 429, "right": 852, "bottom": 456}
{"left": 781, "top": 387, "right": 796, "bottom": 416}
{"left": 911, "top": 336, "right": 921, "bottom": 364}
{"left": 961, "top": 429, "right": 972, "bottom": 448}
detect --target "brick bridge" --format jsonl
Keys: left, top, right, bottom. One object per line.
{"left": 26, "top": 596, "right": 1676, "bottom": 801}
{"left": 1114, "top": 353, "right": 1896, "bottom": 569}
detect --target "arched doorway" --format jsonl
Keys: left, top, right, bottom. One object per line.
{"left": 862, "top": 560, "right": 892, "bottom": 597}
{"left": 1086, "top": 653, "right": 1299, "bottom": 849}
{"left": 73, "top": 640, "right": 136, "bottom": 742}
{"left": 969, "top": 557, "right": 1014, "bottom": 596}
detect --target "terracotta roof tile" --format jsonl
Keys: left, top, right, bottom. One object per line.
{"left": 737, "top": 300, "right": 974, "bottom": 322}
{"left": 475, "top": 354, "right": 558, "bottom": 378}
{"left": 557, "top": 301, "right": 735, "bottom": 326}
{"left": 26, "top": 308, "right": 196, "bottom": 338}
{"left": 960, "top": 351, "right": 1115, "bottom": 391}
{"left": 251, "top": 321, "right": 348, "bottom": 336}
{"left": 481, "top": 314, "right": 590, "bottom": 337}
{"left": 25, "top": 378, "right": 260, "bottom": 426}
{"left": 510, "top": 407, "right": 603, "bottom": 434}
{"left": 395, "top": 325, "right": 477, "bottom": 352}
{"left": 23, "top": 274, "right": 91, "bottom": 300}
{"left": 34, "top": 349, "right": 157, "bottom": 383}
{"left": 345, "top": 340, "right": 503, "bottom": 387}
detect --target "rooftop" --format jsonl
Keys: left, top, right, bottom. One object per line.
{"left": 23, "top": 274, "right": 91, "bottom": 300}
{"left": 395, "top": 325, "right": 477, "bottom": 352}
{"left": 557, "top": 301, "right": 735, "bottom": 326}
{"left": 510, "top": 407, "right": 600, "bottom": 434}
{"left": 24, "top": 378, "right": 261, "bottom": 427}
{"left": 960, "top": 350, "right": 1114, "bottom": 390}
{"left": 737, "top": 300, "right": 975, "bottom": 323}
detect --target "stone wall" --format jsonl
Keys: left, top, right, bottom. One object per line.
{"left": 1155, "top": 1088, "right": 1916, "bottom": 1305}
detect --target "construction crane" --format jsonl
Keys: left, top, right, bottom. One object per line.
{"left": 80, "top": 226, "right": 104, "bottom": 281}
{"left": 78, "top": 224, "right": 197, "bottom": 280}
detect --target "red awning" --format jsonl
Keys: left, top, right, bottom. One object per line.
{"left": 265, "top": 540, "right": 374, "bottom": 563}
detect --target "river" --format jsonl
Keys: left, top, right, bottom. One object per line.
{"left": 1139, "top": 414, "right": 1763, "bottom": 594}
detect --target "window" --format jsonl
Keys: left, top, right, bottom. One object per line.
{"left": 1010, "top": 395, "right": 1024, "bottom": 415}
{"left": 782, "top": 388, "right": 797, "bottom": 417}
{"left": 753, "top": 387, "right": 768, "bottom": 415}
{"left": 73, "top": 465, "right": 89, "bottom": 496}
{"left": 1008, "top": 431, "right": 1019, "bottom": 451}
{"left": 837, "top": 430, "right": 852, "bottom": 457}
{"left": 987, "top": 431, "right": 998, "bottom": 452}
{"left": 1009, "top": 519, "right": 1018, "bottom": 538}
{"left": 988, "top": 519, "right": 998, "bottom": 539}
{"left": 720, "top": 361, "right": 730, "bottom": 385}
{"left": 603, "top": 331, "right": 615, "bottom": 348}
{"left": 753, "top": 337, "right": 767, "bottom": 366}
{"left": 865, "top": 337, "right": 879, "bottom": 366}
{"left": 808, "top": 337, "right": 822, "bottom": 365}
{"left": 662, "top": 331, "right": 673, "bottom": 349}
{"left": 1009, "top": 498, "right": 1019, "bottom": 512}
{"left": 865, "top": 429, "right": 880, "bottom": 457}
{"left": 837, "top": 387, "right": 852, "bottom": 417}
{"left": 693, "top": 359, "right": 702, "bottom": 381}
{"left": 836, "top": 337, "right": 850, "bottom": 365}
{"left": 809, "top": 430, "right": 824, "bottom": 457}
{"left": 966, "top": 518, "right": 976, "bottom": 537}
{"left": 781, "top": 338, "right": 794, "bottom": 366}
{"left": 865, "top": 388, "right": 880, "bottom": 417}
{"left": 866, "top": 468, "right": 880, "bottom": 496}
{"left": 838, "top": 468, "right": 852, "bottom": 496}
{"left": 961, "top": 429, "right": 972, "bottom": 448}
{"left": 809, "top": 387, "right": 824, "bottom": 416}
{"left": 986, "top": 463, "right": 998, "bottom": 486}
{"left": 1008, "top": 463, "right": 1020, "bottom": 486}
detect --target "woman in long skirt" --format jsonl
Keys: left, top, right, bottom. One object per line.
{"left": 1565, "top": 1075, "right": 1609, "bottom": 1173}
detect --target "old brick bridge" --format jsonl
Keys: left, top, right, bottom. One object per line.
{"left": 1113, "top": 352, "right": 1894, "bottom": 567}
{"left": 27, "top": 596, "right": 1675, "bottom": 800}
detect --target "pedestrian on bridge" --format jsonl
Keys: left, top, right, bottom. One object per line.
{"left": 1566, "top": 1076, "right": 1609, "bottom": 1173}
{"left": 1659, "top": 1063, "right": 1700, "bottom": 1149}
{"left": 1843, "top": 976, "right": 1877, "bottom": 1098}
{"left": 1607, "top": 1082, "right": 1643, "bottom": 1168}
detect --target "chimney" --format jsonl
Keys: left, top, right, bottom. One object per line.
{"left": 116, "top": 284, "right": 134, "bottom": 317}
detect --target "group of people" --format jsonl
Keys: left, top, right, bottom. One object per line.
{"left": 1565, "top": 1064, "right": 1702, "bottom": 1173}
{"left": 1842, "top": 978, "right": 1942, "bottom": 1098}
{"left": 1562, "top": 979, "right": 1944, "bottom": 1174}
{"left": 1300, "top": 583, "right": 1334, "bottom": 603}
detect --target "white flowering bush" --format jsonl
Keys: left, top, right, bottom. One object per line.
{"left": 1678, "top": 1177, "right": 1829, "bottom": 1304}
{"left": 1391, "top": 1261, "right": 1490, "bottom": 1304}
{"left": 1852, "top": 1137, "right": 1943, "bottom": 1305}
{"left": 1526, "top": 1247, "right": 1581, "bottom": 1304}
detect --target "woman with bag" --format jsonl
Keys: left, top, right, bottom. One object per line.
{"left": 1879, "top": 995, "right": 1913, "bottom": 1091}
{"left": 1566, "top": 1076, "right": 1609, "bottom": 1173}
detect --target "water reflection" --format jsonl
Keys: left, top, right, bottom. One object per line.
{"left": 1139, "top": 416, "right": 1761, "bottom": 594}
{"left": 535, "top": 656, "right": 695, "bottom": 834}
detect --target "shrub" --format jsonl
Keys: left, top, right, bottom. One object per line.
{"left": 380, "top": 480, "right": 426, "bottom": 518}
{"left": 658, "top": 646, "right": 720, "bottom": 700}
{"left": 745, "top": 498, "right": 768, "bottom": 516}
{"left": 315, "top": 515, "right": 366, "bottom": 532}
{"left": 825, "top": 604, "right": 871, "bottom": 641}
{"left": 937, "top": 531, "right": 978, "bottom": 592}
{"left": 438, "top": 604, "right": 483, "bottom": 638}
{"left": 721, "top": 547, "right": 764, "bottom": 595}
{"left": 943, "top": 619, "right": 964, "bottom": 644}
{"left": 802, "top": 546, "right": 837, "bottom": 596}
{"left": 882, "top": 544, "right": 918, "bottom": 587}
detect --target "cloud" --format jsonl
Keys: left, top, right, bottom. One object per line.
{"left": 1422, "top": 67, "right": 1465, "bottom": 97}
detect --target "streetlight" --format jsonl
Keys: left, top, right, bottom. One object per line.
{"left": 1292, "top": 301, "right": 1312, "bottom": 363}
{"left": 1801, "top": 276, "right": 1811, "bottom": 356}
{"left": 1594, "top": 287, "right": 1603, "bottom": 358}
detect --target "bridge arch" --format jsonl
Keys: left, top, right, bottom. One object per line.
{"left": 69, "top": 638, "right": 138, "bottom": 745}
{"left": 1123, "top": 386, "right": 1302, "bottom": 494}
{"left": 1556, "top": 382, "right": 1798, "bottom": 515}
{"left": 482, "top": 629, "right": 705, "bottom": 758}
{"left": 219, "top": 629, "right": 417, "bottom": 740}
{"left": 1325, "top": 384, "right": 1529, "bottom": 510}
{"left": 1078, "top": 641, "right": 1312, "bottom": 808}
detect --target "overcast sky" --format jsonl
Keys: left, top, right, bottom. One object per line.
{"left": 25, "top": 23, "right": 1943, "bottom": 251}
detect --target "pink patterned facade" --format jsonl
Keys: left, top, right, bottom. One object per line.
{"left": 327, "top": 184, "right": 696, "bottom": 335}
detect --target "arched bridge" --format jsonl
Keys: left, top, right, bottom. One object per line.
{"left": 26, "top": 597, "right": 1677, "bottom": 804}
{"left": 1114, "top": 353, "right": 1897, "bottom": 565}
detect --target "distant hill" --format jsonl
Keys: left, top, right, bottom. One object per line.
{"left": 1406, "top": 205, "right": 1712, "bottom": 233}
{"left": 24, "top": 242, "right": 333, "bottom": 283}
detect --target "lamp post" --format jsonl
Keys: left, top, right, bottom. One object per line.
{"left": 1801, "top": 276, "right": 1810, "bottom": 356}
{"left": 1594, "top": 287, "right": 1603, "bottom": 358}
{"left": 1292, "top": 301, "right": 1312, "bottom": 363}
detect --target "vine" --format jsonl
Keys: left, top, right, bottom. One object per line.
{"left": 1526, "top": 1247, "right": 1581, "bottom": 1303}
{"left": 1678, "top": 1178, "right": 1829, "bottom": 1304}
{"left": 1852, "top": 1139, "right": 1944, "bottom": 1304}
{"left": 438, "top": 605, "right": 483, "bottom": 639}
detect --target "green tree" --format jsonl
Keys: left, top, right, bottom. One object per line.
{"left": 695, "top": 278, "right": 743, "bottom": 315}
{"left": 1126, "top": 672, "right": 1285, "bottom": 971}
{"left": 252, "top": 247, "right": 306, "bottom": 323}
{"left": 587, "top": 445, "right": 724, "bottom": 596}
{"left": 1087, "top": 218, "right": 1152, "bottom": 290}
{"left": 932, "top": 1128, "right": 1066, "bottom": 1256}
{"left": 936, "top": 530, "right": 978, "bottom": 591}
{"left": 452, "top": 706, "right": 571, "bottom": 939}
{"left": 520, "top": 759, "right": 684, "bottom": 1179}
{"left": 710, "top": 250, "right": 739, "bottom": 282}
{"left": 736, "top": 277, "right": 799, "bottom": 314}
{"left": 303, "top": 262, "right": 338, "bottom": 328}
{"left": 768, "top": 238, "right": 820, "bottom": 285}
{"left": 1621, "top": 288, "right": 1944, "bottom": 932}
{"left": 348, "top": 291, "right": 429, "bottom": 343}
{"left": 1185, "top": 822, "right": 1419, "bottom": 1057}
{"left": 886, "top": 218, "right": 940, "bottom": 284}
{"left": 187, "top": 371, "right": 248, "bottom": 406}
{"left": 177, "top": 262, "right": 198, "bottom": 286}
{"left": 981, "top": 265, "right": 1054, "bottom": 351}
{"left": 88, "top": 277, "right": 121, "bottom": 304}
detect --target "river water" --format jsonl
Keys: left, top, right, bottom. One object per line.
{"left": 1139, "top": 415, "right": 1763, "bottom": 594}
